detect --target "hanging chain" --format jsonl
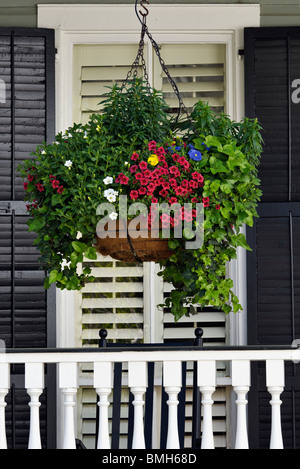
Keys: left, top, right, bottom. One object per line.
{"left": 143, "top": 24, "right": 190, "bottom": 121}
{"left": 123, "top": 0, "right": 191, "bottom": 122}
{"left": 122, "top": 17, "right": 151, "bottom": 90}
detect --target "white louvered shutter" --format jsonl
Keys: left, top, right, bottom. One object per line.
{"left": 73, "top": 44, "right": 145, "bottom": 124}
{"left": 72, "top": 43, "right": 227, "bottom": 449}
{"left": 153, "top": 43, "right": 226, "bottom": 114}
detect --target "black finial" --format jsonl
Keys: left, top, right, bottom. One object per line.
{"left": 194, "top": 327, "right": 203, "bottom": 347}
{"left": 99, "top": 328, "right": 108, "bottom": 348}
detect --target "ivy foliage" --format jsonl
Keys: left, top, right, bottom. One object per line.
{"left": 159, "top": 101, "right": 263, "bottom": 321}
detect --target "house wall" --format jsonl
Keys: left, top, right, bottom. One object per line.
{"left": 0, "top": 0, "right": 300, "bottom": 28}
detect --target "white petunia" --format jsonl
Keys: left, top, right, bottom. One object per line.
{"left": 104, "top": 188, "right": 118, "bottom": 202}
{"left": 103, "top": 176, "right": 113, "bottom": 185}
{"left": 64, "top": 160, "right": 73, "bottom": 167}
{"left": 109, "top": 212, "right": 118, "bottom": 220}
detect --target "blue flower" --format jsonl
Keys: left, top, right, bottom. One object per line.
{"left": 167, "top": 145, "right": 182, "bottom": 153}
{"left": 188, "top": 145, "right": 202, "bottom": 161}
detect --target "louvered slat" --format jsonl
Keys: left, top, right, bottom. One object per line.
{"left": 73, "top": 44, "right": 144, "bottom": 123}
{"left": 79, "top": 255, "right": 145, "bottom": 346}
{"left": 153, "top": 43, "right": 226, "bottom": 114}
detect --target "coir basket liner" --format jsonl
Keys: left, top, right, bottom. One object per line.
{"left": 95, "top": 219, "right": 172, "bottom": 263}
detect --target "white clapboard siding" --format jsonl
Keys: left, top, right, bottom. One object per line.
{"left": 73, "top": 42, "right": 228, "bottom": 449}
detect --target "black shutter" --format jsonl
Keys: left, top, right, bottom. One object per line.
{"left": 245, "top": 27, "right": 300, "bottom": 449}
{"left": 0, "top": 28, "right": 56, "bottom": 449}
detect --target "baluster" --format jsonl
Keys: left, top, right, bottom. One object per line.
{"left": 59, "top": 362, "right": 78, "bottom": 449}
{"left": 198, "top": 360, "right": 216, "bottom": 449}
{"left": 266, "top": 360, "right": 284, "bottom": 449}
{"left": 94, "top": 361, "right": 113, "bottom": 449}
{"left": 231, "top": 360, "right": 250, "bottom": 449}
{"left": 128, "top": 361, "right": 147, "bottom": 449}
{"left": 0, "top": 363, "right": 9, "bottom": 449}
{"left": 163, "top": 361, "right": 182, "bottom": 449}
{"left": 25, "top": 362, "right": 44, "bottom": 449}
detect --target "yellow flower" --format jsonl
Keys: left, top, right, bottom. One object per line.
{"left": 148, "top": 154, "right": 159, "bottom": 166}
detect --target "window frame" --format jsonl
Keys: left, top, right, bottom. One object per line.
{"left": 37, "top": 3, "right": 261, "bottom": 350}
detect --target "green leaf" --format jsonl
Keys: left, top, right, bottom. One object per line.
{"left": 220, "top": 206, "right": 229, "bottom": 219}
{"left": 71, "top": 240, "right": 87, "bottom": 253}
{"left": 85, "top": 246, "right": 97, "bottom": 260}
{"left": 231, "top": 233, "right": 252, "bottom": 251}
{"left": 210, "top": 180, "right": 221, "bottom": 192}
{"left": 28, "top": 216, "right": 46, "bottom": 232}
{"left": 209, "top": 156, "right": 228, "bottom": 174}
{"left": 168, "top": 239, "right": 179, "bottom": 250}
{"left": 70, "top": 251, "right": 78, "bottom": 268}
{"left": 44, "top": 276, "right": 50, "bottom": 289}
{"left": 236, "top": 210, "right": 253, "bottom": 227}
{"left": 49, "top": 270, "right": 59, "bottom": 284}
{"left": 52, "top": 193, "right": 62, "bottom": 206}
{"left": 220, "top": 183, "right": 232, "bottom": 194}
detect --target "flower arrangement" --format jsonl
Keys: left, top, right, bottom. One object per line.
{"left": 18, "top": 78, "right": 263, "bottom": 321}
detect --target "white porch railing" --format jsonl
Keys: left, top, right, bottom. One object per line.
{"left": 0, "top": 345, "right": 299, "bottom": 450}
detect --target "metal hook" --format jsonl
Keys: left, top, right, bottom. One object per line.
{"left": 139, "top": 0, "right": 149, "bottom": 18}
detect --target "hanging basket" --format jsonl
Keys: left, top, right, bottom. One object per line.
{"left": 95, "top": 219, "right": 172, "bottom": 263}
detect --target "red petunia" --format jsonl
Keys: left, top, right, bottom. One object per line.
{"left": 147, "top": 183, "right": 156, "bottom": 194}
{"left": 202, "top": 197, "right": 210, "bottom": 207}
{"left": 192, "top": 172, "right": 204, "bottom": 183}
{"left": 139, "top": 161, "right": 148, "bottom": 170}
{"left": 138, "top": 187, "right": 147, "bottom": 195}
{"left": 131, "top": 152, "right": 139, "bottom": 161}
{"left": 216, "top": 205, "right": 220, "bottom": 210}
{"left": 23, "top": 182, "right": 28, "bottom": 190}
{"left": 169, "top": 178, "right": 178, "bottom": 187}
{"left": 120, "top": 175, "right": 129, "bottom": 185}
{"left": 175, "top": 186, "right": 187, "bottom": 196}
{"left": 51, "top": 179, "right": 60, "bottom": 189}
{"left": 189, "top": 180, "right": 198, "bottom": 189}
{"left": 159, "top": 189, "right": 168, "bottom": 198}
{"left": 168, "top": 197, "right": 178, "bottom": 205}
{"left": 57, "top": 185, "right": 64, "bottom": 194}
{"left": 156, "top": 146, "right": 166, "bottom": 156}
{"left": 148, "top": 140, "right": 157, "bottom": 151}
{"left": 169, "top": 166, "right": 181, "bottom": 177}
{"left": 129, "top": 165, "right": 138, "bottom": 173}
{"left": 130, "top": 190, "right": 139, "bottom": 200}
{"left": 27, "top": 174, "right": 34, "bottom": 182}
{"left": 36, "top": 183, "right": 44, "bottom": 192}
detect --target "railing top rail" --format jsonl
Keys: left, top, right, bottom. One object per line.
{"left": 0, "top": 345, "right": 299, "bottom": 364}
{"left": 1, "top": 344, "right": 299, "bottom": 354}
